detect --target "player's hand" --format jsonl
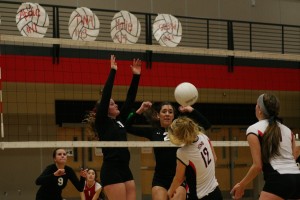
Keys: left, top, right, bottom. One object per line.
{"left": 54, "top": 169, "right": 66, "bottom": 176}
{"left": 178, "top": 105, "right": 194, "bottom": 113}
{"left": 131, "top": 58, "right": 141, "bottom": 75}
{"left": 167, "top": 189, "right": 175, "bottom": 199}
{"left": 136, "top": 101, "right": 152, "bottom": 114}
{"left": 111, "top": 55, "right": 117, "bottom": 70}
{"left": 230, "top": 183, "right": 244, "bottom": 199}
{"left": 80, "top": 168, "right": 88, "bottom": 178}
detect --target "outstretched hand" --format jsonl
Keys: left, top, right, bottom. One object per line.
{"left": 111, "top": 55, "right": 117, "bottom": 70}
{"left": 131, "top": 58, "right": 142, "bottom": 75}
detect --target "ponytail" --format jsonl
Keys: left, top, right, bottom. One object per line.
{"left": 260, "top": 94, "right": 281, "bottom": 163}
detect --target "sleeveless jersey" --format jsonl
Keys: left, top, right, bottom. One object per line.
{"left": 246, "top": 119, "right": 300, "bottom": 175}
{"left": 83, "top": 181, "right": 101, "bottom": 200}
{"left": 177, "top": 134, "right": 219, "bottom": 199}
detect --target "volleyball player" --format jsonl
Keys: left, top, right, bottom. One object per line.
{"left": 80, "top": 168, "right": 103, "bottom": 200}
{"left": 231, "top": 93, "right": 300, "bottom": 200}
{"left": 126, "top": 101, "right": 211, "bottom": 200}
{"left": 87, "top": 55, "right": 141, "bottom": 200}
{"left": 167, "top": 116, "right": 223, "bottom": 200}
{"left": 35, "top": 148, "right": 87, "bottom": 200}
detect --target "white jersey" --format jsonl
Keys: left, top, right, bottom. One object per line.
{"left": 247, "top": 119, "right": 300, "bottom": 174}
{"left": 177, "top": 134, "right": 219, "bottom": 199}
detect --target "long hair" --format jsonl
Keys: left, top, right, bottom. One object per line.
{"left": 83, "top": 101, "right": 100, "bottom": 141}
{"left": 260, "top": 94, "right": 282, "bottom": 163}
{"left": 143, "top": 101, "right": 177, "bottom": 127}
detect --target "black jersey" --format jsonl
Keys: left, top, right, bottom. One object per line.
{"left": 95, "top": 69, "right": 140, "bottom": 163}
{"left": 127, "top": 109, "right": 211, "bottom": 179}
{"left": 35, "top": 164, "right": 85, "bottom": 200}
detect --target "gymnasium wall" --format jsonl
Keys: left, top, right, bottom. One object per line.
{"left": 4, "top": 0, "right": 300, "bottom": 26}
{"left": 0, "top": 0, "right": 300, "bottom": 200}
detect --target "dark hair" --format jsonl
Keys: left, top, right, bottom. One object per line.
{"left": 83, "top": 101, "right": 100, "bottom": 141}
{"left": 143, "top": 102, "right": 177, "bottom": 127}
{"left": 261, "top": 94, "right": 282, "bottom": 163}
{"left": 52, "top": 148, "right": 65, "bottom": 158}
{"left": 87, "top": 168, "right": 98, "bottom": 181}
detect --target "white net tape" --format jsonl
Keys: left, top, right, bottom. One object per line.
{"left": 1, "top": 140, "right": 299, "bottom": 149}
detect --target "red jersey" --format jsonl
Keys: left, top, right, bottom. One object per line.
{"left": 83, "top": 181, "right": 101, "bottom": 200}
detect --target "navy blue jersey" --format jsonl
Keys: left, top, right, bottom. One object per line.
{"left": 35, "top": 164, "right": 85, "bottom": 200}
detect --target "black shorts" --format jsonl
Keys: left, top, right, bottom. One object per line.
{"left": 100, "top": 161, "right": 133, "bottom": 187}
{"left": 263, "top": 173, "right": 300, "bottom": 199}
{"left": 152, "top": 173, "right": 186, "bottom": 190}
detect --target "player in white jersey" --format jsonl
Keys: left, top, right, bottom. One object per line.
{"left": 231, "top": 93, "right": 300, "bottom": 200}
{"left": 167, "top": 116, "right": 223, "bottom": 200}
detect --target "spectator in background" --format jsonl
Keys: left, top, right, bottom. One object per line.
{"left": 80, "top": 168, "right": 104, "bottom": 200}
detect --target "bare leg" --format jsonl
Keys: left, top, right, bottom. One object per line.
{"left": 152, "top": 186, "right": 168, "bottom": 200}
{"left": 259, "top": 191, "right": 284, "bottom": 200}
{"left": 125, "top": 180, "right": 136, "bottom": 200}
{"left": 171, "top": 186, "right": 186, "bottom": 200}
{"left": 104, "top": 183, "right": 126, "bottom": 200}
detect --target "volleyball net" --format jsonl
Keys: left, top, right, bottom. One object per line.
{"left": 0, "top": 34, "right": 299, "bottom": 150}
{"left": 0, "top": 33, "right": 299, "bottom": 200}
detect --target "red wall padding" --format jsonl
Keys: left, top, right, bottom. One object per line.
{"left": 1, "top": 55, "right": 299, "bottom": 91}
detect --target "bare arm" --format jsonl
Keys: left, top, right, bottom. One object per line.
{"left": 291, "top": 133, "right": 298, "bottom": 159}
{"left": 80, "top": 191, "right": 85, "bottom": 200}
{"left": 231, "top": 134, "right": 262, "bottom": 199}
{"left": 168, "top": 160, "right": 186, "bottom": 199}
{"left": 92, "top": 185, "right": 102, "bottom": 200}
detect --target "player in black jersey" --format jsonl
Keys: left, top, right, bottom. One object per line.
{"left": 35, "top": 148, "right": 87, "bottom": 200}
{"left": 126, "top": 101, "right": 211, "bottom": 200}
{"left": 87, "top": 55, "right": 141, "bottom": 200}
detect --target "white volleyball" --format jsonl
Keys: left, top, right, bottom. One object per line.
{"left": 68, "top": 7, "right": 100, "bottom": 41}
{"left": 111, "top": 10, "right": 141, "bottom": 44}
{"left": 174, "top": 82, "right": 198, "bottom": 106}
{"left": 16, "top": 2, "right": 49, "bottom": 38}
{"left": 153, "top": 14, "right": 182, "bottom": 47}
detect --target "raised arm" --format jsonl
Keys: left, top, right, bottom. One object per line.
{"left": 179, "top": 105, "right": 211, "bottom": 130}
{"left": 95, "top": 55, "right": 118, "bottom": 132}
{"left": 126, "top": 101, "right": 154, "bottom": 139}
{"left": 119, "top": 58, "right": 142, "bottom": 121}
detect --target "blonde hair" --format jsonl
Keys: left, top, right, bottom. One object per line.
{"left": 168, "top": 116, "right": 203, "bottom": 146}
